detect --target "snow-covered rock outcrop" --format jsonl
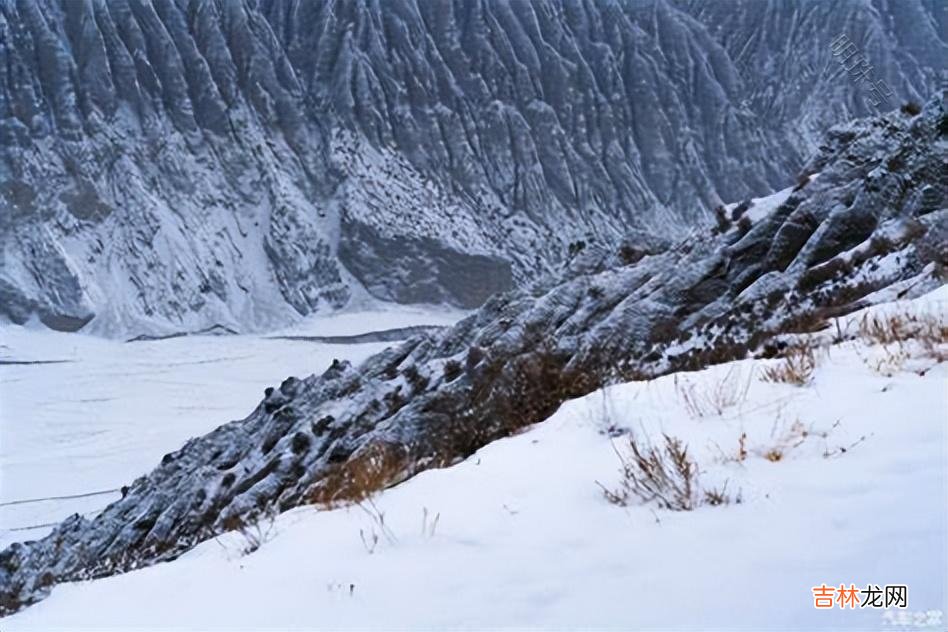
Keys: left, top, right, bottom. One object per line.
{"left": 0, "top": 92, "right": 944, "bottom": 616}
{"left": 0, "top": 0, "right": 943, "bottom": 336}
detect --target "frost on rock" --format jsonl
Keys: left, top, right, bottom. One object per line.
{"left": 0, "top": 95, "right": 945, "bottom": 615}
{"left": 0, "top": 0, "right": 943, "bottom": 337}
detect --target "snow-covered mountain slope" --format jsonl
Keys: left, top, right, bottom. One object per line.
{"left": 5, "top": 289, "right": 946, "bottom": 629}
{"left": 0, "top": 0, "right": 943, "bottom": 336}
{"left": 0, "top": 93, "right": 943, "bottom": 616}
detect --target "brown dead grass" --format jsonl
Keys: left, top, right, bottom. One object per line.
{"left": 674, "top": 366, "right": 752, "bottom": 418}
{"left": 856, "top": 310, "right": 947, "bottom": 375}
{"left": 599, "top": 433, "right": 737, "bottom": 511}
{"left": 218, "top": 512, "right": 277, "bottom": 555}
{"left": 858, "top": 311, "right": 947, "bottom": 358}
{"left": 760, "top": 341, "right": 818, "bottom": 386}
{"left": 599, "top": 433, "right": 698, "bottom": 510}
{"left": 308, "top": 442, "right": 408, "bottom": 508}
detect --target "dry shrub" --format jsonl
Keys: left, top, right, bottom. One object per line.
{"left": 779, "top": 309, "right": 831, "bottom": 335}
{"left": 703, "top": 482, "right": 740, "bottom": 507}
{"left": 599, "top": 434, "right": 735, "bottom": 511}
{"left": 358, "top": 499, "right": 397, "bottom": 554}
{"left": 599, "top": 434, "right": 697, "bottom": 510}
{"left": 470, "top": 345, "right": 597, "bottom": 440}
{"left": 860, "top": 312, "right": 910, "bottom": 345}
{"left": 858, "top": 311, "right": 947, "bottom": 351}
{"left": 757, "top": 417, "right": 821, "bottom": 464}
{"left": 760, "top": 341, "right": 818, "bottom": 386}
{"left": 857, "top": 310, "right": 948, "bottom": 373}
{"left": 713, "top": 417, "right": 818, "bottom": 466}
{"left": 719, "top": 432, "right": 747, "bottom": 463}
{"left": 674, "top": 366, "right": 752, "bottom": 418}
{"left": 862, "top": 344, "right": 911, "bottom": 377}
{"left": 218, "top": 511, "right": 277, "bottom": 556}
{"left": 308, "top": 442, "right": 407, "bottom": 508}
{"left": 419, "top": 344, "right": 602, "bottom": 472}
{"left": 717, "top": 416, "right": 854, "bottom": 467}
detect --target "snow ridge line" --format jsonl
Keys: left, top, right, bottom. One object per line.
{"left": 0, "top": 489, "right": 120, "bottom": 508}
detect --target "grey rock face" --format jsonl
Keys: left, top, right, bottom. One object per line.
{"left": 1, "top": 95, "right": 944, "bottom": 616}
{"left": 337, "top": 221, "right": 514, "bottom": 308}
{"left": 0, "top": 0, "right": 943, "bottom": 335}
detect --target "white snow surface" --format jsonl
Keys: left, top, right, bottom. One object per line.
{"left": 268, "top": 302, "right": 467, "bottom": 338}
{"left": 0, "top": 305, "right": 464, "bottom": 549}
{"left": 3, "top": 291, "right": 946, "bottom": 629}
{"left": 724, "top": 177, "right": 808, "bottom": 225}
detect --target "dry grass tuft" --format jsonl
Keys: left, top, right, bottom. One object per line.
{"left": 599, "top": 434, "right": 737, "bottom": 511}
{"left": 674, "top": 366, "right": 752, "bottom": 419}
{"left": 599, "top": 434, "right": 698, "bottom": 510}
{"left": 716, "top": 431, "right": 751, "bottom": 464}
{"left": 703, "top": 482, "right": 740, "bottom": 507}
{"left": 714, "top": 417, "right": 829, "bottom": 466}
{"left": 856, "top": 310, "right": 947, "bottom": 375}
{"left": 760, "top": 341, "right": 818, "bottom": 386}
{"left": 357, "top": 500, "right": 397, "bottom": 554}
{"left": 755, "top": 417, "right": 819, "bottom": 464}
{"left": 862, "top": 344, "right": 911, "bottom": 377}
{"left": 858, "top": 311, "right": 947, "bottom": 355}
{"left": 308, "top": 442, "right": 407, "bottom": 508}
{"left": 218, "top": 511, "right": 277, "bottom": 556}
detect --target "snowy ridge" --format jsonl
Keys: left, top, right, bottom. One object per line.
{"left": 0, "top": 0, "right": 943, "bottom": 336}
{"left": 0, "top": 304, "right": 464, "bottom": 552}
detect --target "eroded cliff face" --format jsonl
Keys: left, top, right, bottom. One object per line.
{"left": 1, "top": 93, "right": 944, "bottom": 616}
{"left": 0, "top": 0, "right": 943, "bottom": 336}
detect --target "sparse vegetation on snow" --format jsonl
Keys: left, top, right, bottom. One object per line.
{"left": 5, "top": 289, "right": 944, "bottom": 630}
